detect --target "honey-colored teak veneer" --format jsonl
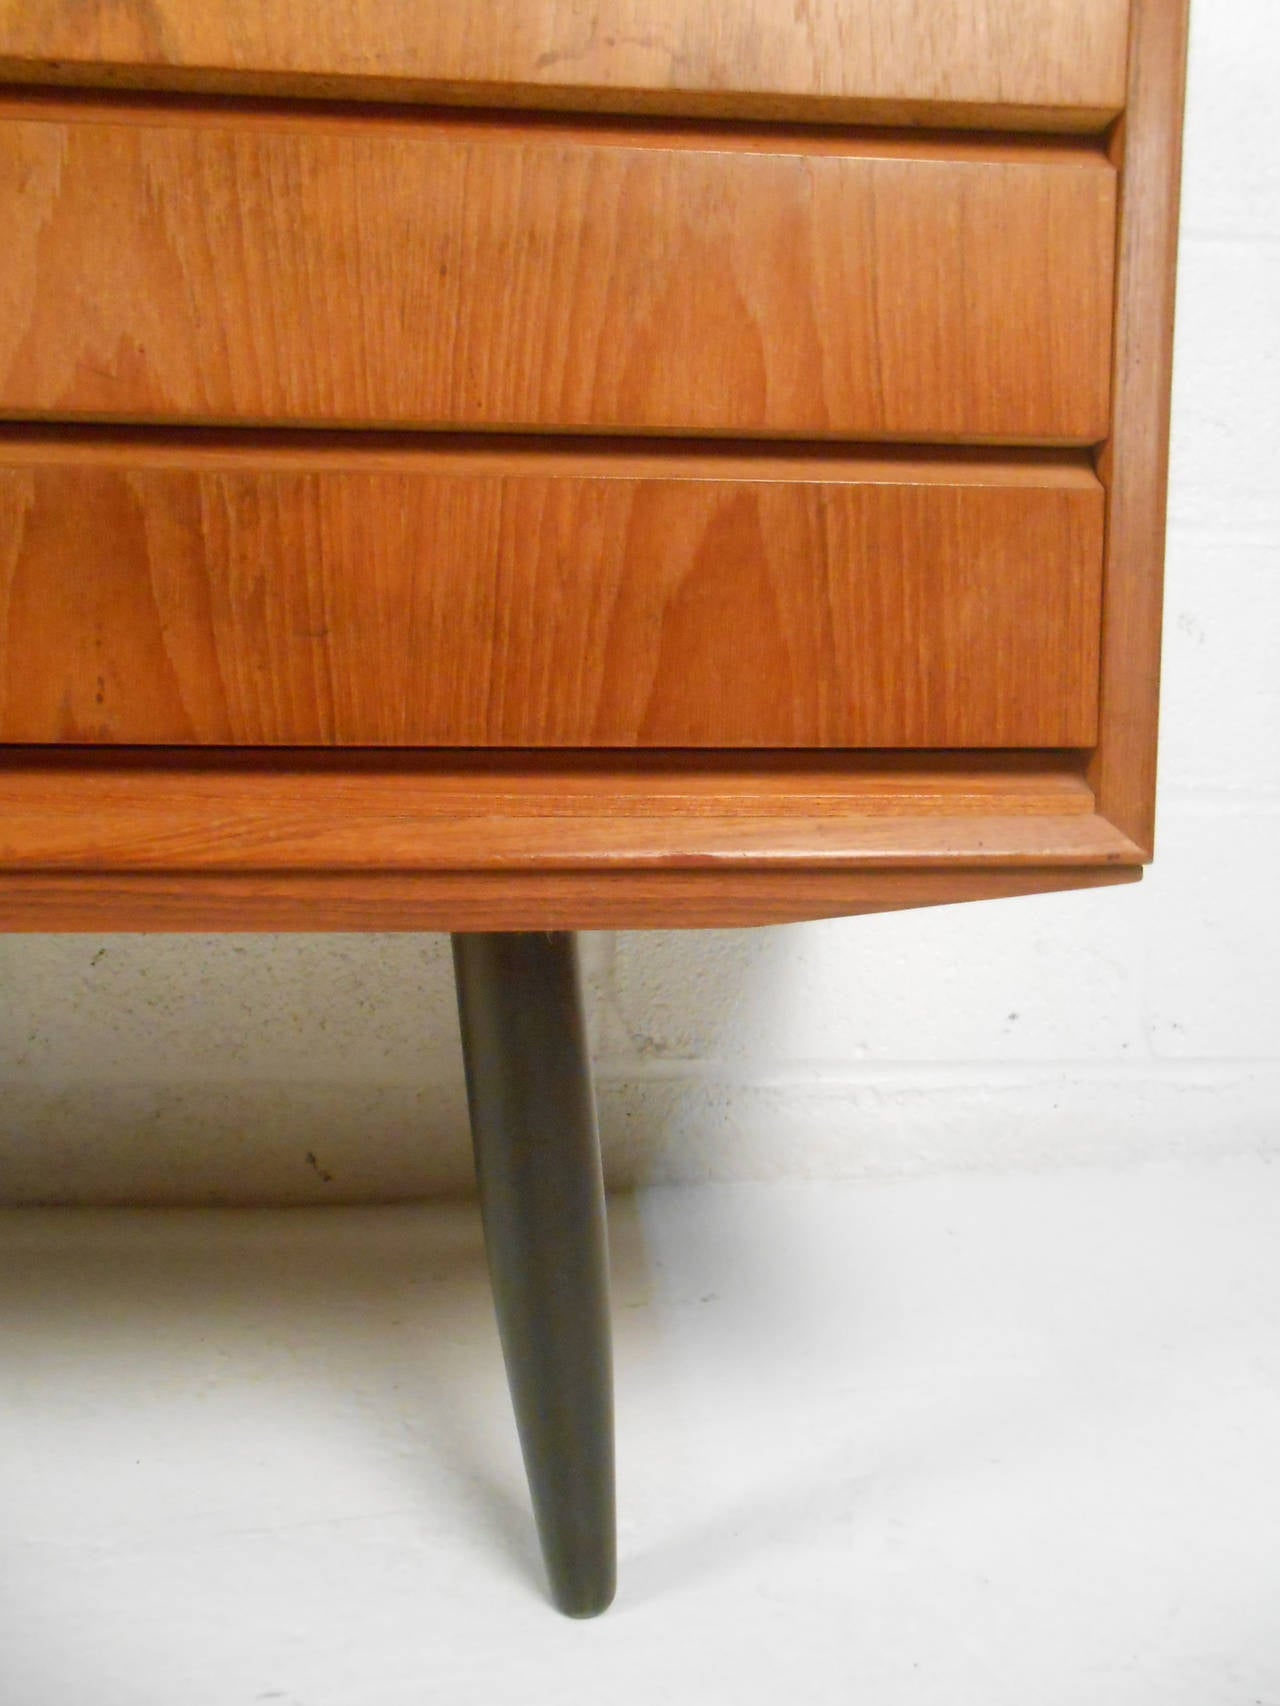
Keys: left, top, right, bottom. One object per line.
{"left": 0, "top": 0, "right": 1188, "bottom": 1617}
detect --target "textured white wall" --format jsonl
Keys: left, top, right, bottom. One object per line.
{"left": 1, "top": 1, "right": 1277, "bottom": 1205}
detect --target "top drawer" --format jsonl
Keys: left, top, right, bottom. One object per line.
{"left": 0, "top": 1, "right": 1131, "bottom": 130}
{"left": 0, "top": 102, "right": 1115, "bottom": 441}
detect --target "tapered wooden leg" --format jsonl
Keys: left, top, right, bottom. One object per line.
{"left": 452, "top": 931, "right": 615, "bottom": 1617}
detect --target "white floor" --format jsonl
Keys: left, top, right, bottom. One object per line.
{"left": 2, "top": 1160, "right": 1278, "bottom": 1705}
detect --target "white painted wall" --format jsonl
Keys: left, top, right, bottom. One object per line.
{"left": 1, "top": 1, "right": 1277, "bottom": 1205}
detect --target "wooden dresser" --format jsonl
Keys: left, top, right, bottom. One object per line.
{"left": 0, "top": 0, "right": 1189, "bottom": 1615}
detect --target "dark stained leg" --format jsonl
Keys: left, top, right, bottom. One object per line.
{"left": 451, "top": 931, "right": 615, "bottom": 1617}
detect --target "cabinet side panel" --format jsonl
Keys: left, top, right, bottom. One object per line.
{"left": 1090, "top": 0, "right": 1190, "bottom": 854}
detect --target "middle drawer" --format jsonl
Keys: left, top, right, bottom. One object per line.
{"left": 1, "top": 101, "right": 1115, "bottom": 442}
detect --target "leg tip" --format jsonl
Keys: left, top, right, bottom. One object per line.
{"left": 552, "top": 1574, "right": 617, "bottom": 1619}
{"left": 545, "top": 1546, "right": 617, "bottom": 1618}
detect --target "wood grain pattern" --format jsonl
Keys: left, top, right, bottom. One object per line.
{"left": 0, "top": 439, "right": 1105, "bottom": 748}
{"left": 0, "top": 100, "right": 1117, "bottom": 442}
{"left": 0, "top": 749, "right": 1143, "bottom": 926}
{"left": 0, "top": 8, "right": 1187, "bottom": 936}
{"left": 0, "top": 750, "right": 1144, "bottom": 873}
{"left": 1089, "top": 0, "right": 1189, "bottom": 855}
{"left": 0, "top": 867, "right": 1141, "bottom": 934}
{"left": 0, "top": 0, "right": 1132, "bottom": 131}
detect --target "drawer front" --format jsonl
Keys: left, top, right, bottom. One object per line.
{"left": 0, "top": 105, "right": 1116, "bottom": 443}
{"left": 0, "top": 0, "right": 1131, "bottom": 130}
{"left": 0, "top": 444, "right": 1102, "bottom": 748}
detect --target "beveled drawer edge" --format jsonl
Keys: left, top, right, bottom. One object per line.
{"left": 0, "top": 68, "right": 1126, "bottom": 136}
{"left": 0, "top": 86, "right": 1120, "bottom": 162}
{"left": 0, "top": 749, "right": 1145, "bottom": 874}
{"left": 0, "top": 426, "right": 1104, "bottom": 489}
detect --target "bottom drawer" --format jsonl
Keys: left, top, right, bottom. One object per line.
{"left": 0, "top": 438, "right": 1102, "bottom": 748}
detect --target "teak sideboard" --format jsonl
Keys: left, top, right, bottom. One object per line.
{"left": 0, "top": 0, "right": 1188, "bottom": 1615}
